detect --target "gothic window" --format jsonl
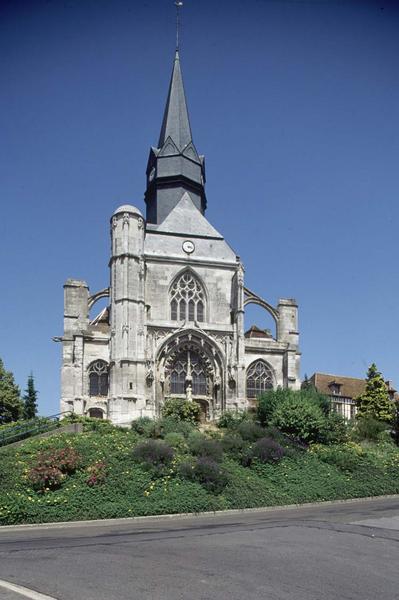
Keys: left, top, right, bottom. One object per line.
{"left": 169, "top": 350, "right": 207, "bottom": 396}
{"left": 170, "top": 271, "right": 205, "bottom": 322}
{"left": 88, "top": 360, "right": 109, "bottom": 396}
{"left": 171, "top": 299, "right": 178, "bottom": 320}
{"left": 246, "top": 360, "right": 273, "bottom": 399}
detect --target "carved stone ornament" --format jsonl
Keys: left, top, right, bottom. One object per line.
{"left": 228, "top": 369, "right": 236, "bottom": 389}
{"left": 112, "top": 216, "right": 118, "bottom": 229}
{"left": 137, "top": 217, "right": 144, "bottom": 229}
{"left": 146, "top": 367, "right": 154, "bottom": 387}
{"left": 139, "top": 257, "right": 145, "bottom": 278}
{"left": 237, "top": 261, "right": 244, "bottom": 286}
{"left": 122, "top": 212, "right": 130, "bottom": 225}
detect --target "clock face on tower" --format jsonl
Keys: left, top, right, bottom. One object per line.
{"left": 182, "top": 240, "right": 195, "bottom": 254}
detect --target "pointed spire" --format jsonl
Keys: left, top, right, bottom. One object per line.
{"left": 158, "top": 51, "right": 192, "bottom": 150}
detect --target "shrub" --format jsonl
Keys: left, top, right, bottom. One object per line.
{"left": 131, "top": 416, "right": 155, "bottom": 436}
{"left": 36, "top": 447, "right": 81, "bottom": 475}
{"left": 217, "top": 410, "right": 252, "bottom": 430}
{"left": 161, "top": 398, "right": 200, "bottom": 423}
{"left": 27, "top": 466, "right": 64, "bottom": 492}
{"left": 257, "top": 387, "right": 330, "bottom": 427}
{"left": 249, "top": 437, "right": 285, "bottom": 465}
{"left": 188, "top": 436, "right": 223, "bottom": 463}
{"left": 86, "top": 461, "right": 107, "bottom": 487}
{"left": 62, "top": 414, "right": 117, "bottom": 433}
{"left": 133, "top": 439, "right": 174, "bottom": 474}
{"left": 179, "top": 457, "right": 228, "bottom": 493}
{"left": 271, "top": 396, "right": 326, "bottom": 443}
{"left": 351, "top": 416, "right": 388, "bottom": 442}
{"left": 257, "top": 388, "right": 288, "bottom": 427}
{"left": 220, "top": 433, "right": 245, "bottom": 459}
{"left": 164, "top": 432, "right": 186, "bottom": 449}
{"left": 237, "top": 421, "right": 265, "bottom": 442}
{"left": 311, "top": 443, "right": 364, "bottom": 472}
{"left": 158, "top": 417, "right": 196, "bottom": 439}
{"left": 322, "top": 412, "right": 349, "bottom": 445}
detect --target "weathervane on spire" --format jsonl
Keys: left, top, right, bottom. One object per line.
{"left": 175, "top": 1, "right": 183, "bottom": 51}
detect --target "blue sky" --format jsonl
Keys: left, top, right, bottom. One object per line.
{"left": 1, "top": 0, "right": 398, "bottom": 415}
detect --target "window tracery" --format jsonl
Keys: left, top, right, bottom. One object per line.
{"left": 88, "top": 360, "right": 109, "bottom": 396}
{"left": 246, "top": 360, "right": 273, "bottom": 398}
{"left": 170, "top": 271, "right": 205, "bottom": 322}
{"left": 169, "top": 350, "right": 207, "bottom": 396}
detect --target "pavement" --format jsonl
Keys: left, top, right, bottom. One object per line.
{"left": 0, "top": 497, "right": 399, "bottom": 600}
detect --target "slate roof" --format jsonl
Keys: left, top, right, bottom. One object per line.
{"left": 158, "top": 50, "right": 192, "bottom": 151}
{"left": 155, "top": 191, "right": 223, "bottom": 238}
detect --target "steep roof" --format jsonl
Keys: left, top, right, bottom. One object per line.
{"left": 155, "top": 192, "right": 223, "bottom": 238}
{"left": 158, "top": 50, "right": 192, "bottom": 151}
{"left": 309, "top": 373, "right": 366, "bottom": 399}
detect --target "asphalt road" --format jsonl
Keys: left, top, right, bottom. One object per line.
{"left": 0, "top": 497, "right": 399, "bottom": 600}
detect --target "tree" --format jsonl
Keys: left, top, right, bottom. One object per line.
{"left": 0, "top": 359, "right": 23, "bottom": 424}
{"left": 355, "top": 363, "right": 394, "bottom": 424}
{"left": 23, "top": 373, "right": 38, "bottom": 420}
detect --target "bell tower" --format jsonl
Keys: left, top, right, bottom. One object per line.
{"left": 144, "top": 51, "right": 207, "bottom": 224}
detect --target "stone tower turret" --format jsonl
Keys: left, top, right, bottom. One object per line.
{"left": 108, "top": 205, "right": 146, "bottom": 424}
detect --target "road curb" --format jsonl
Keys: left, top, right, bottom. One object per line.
{"left": 1, "top": 494, "right": 399, "bottom": 532}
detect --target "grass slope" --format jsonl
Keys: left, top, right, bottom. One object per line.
{"left": 1, "top": 429, "right": 399, "bottom": 526}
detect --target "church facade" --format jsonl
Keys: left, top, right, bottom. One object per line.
{"left": 59, "top": 51, "right": 301, "bottom": 425}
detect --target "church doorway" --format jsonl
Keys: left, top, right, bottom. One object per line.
{"left": 195, "top": 399, "right": 209, "bottom": 423}
{"left": 88, "top": 407, "right": 104, "bottom": 419}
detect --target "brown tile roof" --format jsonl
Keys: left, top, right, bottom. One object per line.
{"left": 244, "top": 325, "right": 273, "bottom": 339}
{"left": 309, "top": 373, "right": 366, "bottom": 400}
{"left": 308, "top": 372, "right": 398, "bottom": 401}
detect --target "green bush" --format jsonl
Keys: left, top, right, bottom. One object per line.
{"left": 351, "top": 416, "right": 388, "bottom": 442}
{"left": 133, "top": 439, "right": 174, "bottom": 474}
{"left": 257, "top": 388, "right": 288, "bottom": 427}
{"left": 164, "top": 432, "right": 186, "bottom": 449}
{"left": 161, "top": 398, "right": 200, "bottom": 423}
{"left": 220, "top": 433, "right": 245, "bottom": 459}
{"left": 157, "top": 417, "right": 196, "bottom": 439}
{"left": 179, "top": 457, "right": 228, "bottom": 494}
{"left": 62, "top": 415, "right": 117, "bottom": 433}
{"left": 323, "top": 412, "right": 349, "bottom": 445}
{"left": 131, "top": 416, "right": 154, "bottom": 436}
{"left": 243, "top": 437, "right": 285, "bottom": 467}
{"left": 271, "top": 396, "right": 326, "bottom": 443}
{"left": 257, "top": 387, "right": 330, "bottom": 428}
{"left": 217, "top": 410, "right": 252, "bottom": 429}
{"left": 237, "top": 421, "right": 265, "bottom": 442}
{"left": 188, "top": 436, "right": 223, "bottom": 463}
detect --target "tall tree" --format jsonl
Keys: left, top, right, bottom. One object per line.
{"left": 23, "top": 373, "right": 38, "bottom": 420}
{"left": 0, "top": 358, "right": 23, "bottom": 424}
{"left": 356, "top": 363, "right": 394, "bottom": 423}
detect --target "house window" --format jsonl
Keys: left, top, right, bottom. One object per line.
{"left": 170, "top": 271, "right": 205, "bottom": 322}
{"left": 169, "top": 350, "right": 207, "bottom": 396}
{"left": 328, "top": 382, "right": 342, "bottom": 395}
{"left": 88, "top": 360, "right": 109, "bottom": 396}
{"left": 246, "top": 360, "right": 273, "bottom": 399}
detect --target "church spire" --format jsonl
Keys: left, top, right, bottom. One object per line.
{"left": 144, "top": 49, "right": 207, "bottom": 225}
{"left": 158, "top": 50, "right": 192, "bottom": 151}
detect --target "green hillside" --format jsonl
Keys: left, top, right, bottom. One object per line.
{"left": 1, "top": 416, "right": 399, "bottom": 526}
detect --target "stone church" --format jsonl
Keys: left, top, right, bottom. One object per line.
{"left": 59, "top": 50, "right": 301, "bottom": 425}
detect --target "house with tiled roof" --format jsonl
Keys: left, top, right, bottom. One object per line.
{"left": 306, "top": 373, "right": 397, "bottom": 420}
